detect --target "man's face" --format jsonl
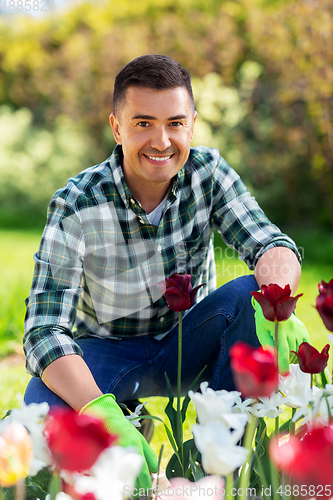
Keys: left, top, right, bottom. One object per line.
{"left": 110, "top": 86, "right": 197, "bottom": 193}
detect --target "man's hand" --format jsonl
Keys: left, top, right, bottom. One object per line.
{"left": 253, "top": 299, "right": 310, "bottom": 374}
{"left": 81, "top": 394, "right": 158, "bottom": 491}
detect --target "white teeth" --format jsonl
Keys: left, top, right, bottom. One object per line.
{"left": 146, "top": 155, "right": 172, "bottom": 161}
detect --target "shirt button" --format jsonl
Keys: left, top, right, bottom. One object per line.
{"left": 138, "top": 217, "right": 144, "bottom": 224}
{"left": 160, "top": 317, "right": 164, "bottom": 322}
{"left": 130, "top": 198, "right": 135, "bottom": 204}
{"left": 157, "top": 244, "right": 162, "bottom": 252}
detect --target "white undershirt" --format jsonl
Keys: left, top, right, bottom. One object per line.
{"left": 146, "top": 194, "right": 168, "bottom": 226}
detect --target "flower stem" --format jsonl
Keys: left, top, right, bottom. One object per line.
{"left": 275, "top": 322, "right": 279, "bottom": 369}
{"left": 225, "top": 473, "right": 234, "bottom": 499}
{"left": 289, "top": 408, "right": 296, "bottom": 434}
{"left": 177, "top": 311, "right": 184, "bottom": 471}
{"left": 15, "top": 480, "right": 25, "bottom": 500}
{"left": 269, "top": 458, "right": 279, "bottom": 500}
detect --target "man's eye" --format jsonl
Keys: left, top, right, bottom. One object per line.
{"left": 137, "top": 121, "right": 149, "bottom": 127}
{"left": 170, "top": 121, "right": 182, "bottom": 127}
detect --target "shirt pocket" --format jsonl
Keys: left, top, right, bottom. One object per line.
{"left": 173, "top": 221, "right": 211, "bottom": 278}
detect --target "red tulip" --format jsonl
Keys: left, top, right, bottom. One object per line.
{"left": 230, "top": 341, "right": 278, "bottom": 398}
{"left": 159, "top": 273, "right": 205, "bottom": 312}
{"left": 270, "top": 425, "right": 333, "bottom": 495}
{"left": 251, "top": 283, "right": 302, "bottom": 322}
{"left": 44, "top": 408, "right": 116, "bottom": 472}
{"left": 292, "top": 342, "right": 330, "bottom": 374}
{"left": 316, "top": 279, "right": 333, "bottom": 332}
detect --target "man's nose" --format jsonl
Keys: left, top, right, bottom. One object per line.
{"left": 150, "top": 126, "right": 172, "bottom": 151}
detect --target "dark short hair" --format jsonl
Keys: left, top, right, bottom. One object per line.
{"left": 113, "top": 54, "right": 195, "bottom": 114}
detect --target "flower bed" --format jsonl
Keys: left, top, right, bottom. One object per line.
{"left": 1, "top": 277, "right": 333, "bottom": 500}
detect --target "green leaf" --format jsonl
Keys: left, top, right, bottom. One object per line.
{"left": 164, "top": 372, "right": 180, "bottom": 445}
{"left": 25, "top": 477, "right": 48, "bottom": 500}
{"left": 279, "top": 418, "right": 292, "bottom": 433}
{"left": 154, "top": 444, "right": 165, "bottom": 494}
{"left": 157, "top": 444, "right": 164, "bottom": 473}
{"left": 253, "top": 418, "right": 271, "bottom": 489}
{"left": 166, "top": 452, "right": 183, "bottom": 479}
{"left": 188, "top": 450, "right": 205, "bottom": 482}
{"left": 0, "top": 488, "right": 7, "bottom": 500}
{"left": 320, "top": 368, "right": 330, "bottom": 387}
{"left": 163, "top": 422, "right": 181, "bottom": 464}
{"left": 165, "top": 439, "right": 200, "bottom": 481}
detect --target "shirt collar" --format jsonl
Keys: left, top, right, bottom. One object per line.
{"left": 108, "top": 144, "right": 187, "bottom": 208}
{"left": 108, "top": 145, "right": 132, "bottom": 209}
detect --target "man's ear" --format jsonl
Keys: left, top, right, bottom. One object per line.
{"left": 109, "top": 113, "right": 122, "bottom": 145}
{"left": 190, "top": 111, "right": 198, "bottom": 141}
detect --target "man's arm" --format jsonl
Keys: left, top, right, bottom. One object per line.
{"left": 41, "top": 355, "right": 103, "bottom": 411}
{"left": 254, "top": 247, "right": 301, "bottom": 294}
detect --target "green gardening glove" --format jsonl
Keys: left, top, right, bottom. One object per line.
{"left": 81, "top": 394, "right": 158, "bottom": 493}
{"left": 252, "top": 298, "right": 310, "bottom": 374}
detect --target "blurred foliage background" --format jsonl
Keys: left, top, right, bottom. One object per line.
{"left": 1, "top": 1, "right": 333, "bottom": 454}
{"left": 0, "top": 0, "right": 332, "bottom": 230}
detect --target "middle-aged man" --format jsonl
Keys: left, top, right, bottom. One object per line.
{"left": 23, "top": 54, "right": 309, "bottom": 491}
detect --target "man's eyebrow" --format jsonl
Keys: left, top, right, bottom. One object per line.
{"left": 131, "top": 114, "right": 156, "bottom": 120}
{"left": 131, "top": 114, "right": 188, "bottom": 121}
{"left": 168, "top": 114, "right": 188, "bottom": 121}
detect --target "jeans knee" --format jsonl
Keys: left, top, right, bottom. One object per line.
{"left": 215, "top": 275, "right": 258, "bottom": 314}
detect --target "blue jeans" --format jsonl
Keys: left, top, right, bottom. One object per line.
{"left": 24, "top": 275, "right": 260, "bottom": 407}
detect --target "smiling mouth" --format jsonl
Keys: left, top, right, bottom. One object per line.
{"left": 144, "top": 154, "right": 174, "bottom": 162}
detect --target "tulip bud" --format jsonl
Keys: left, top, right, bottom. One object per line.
{"left": 292, "top": 342, "right": 330, "bottom": 374}
{"left": 316, "top": 279, "right": 333, "bottom": 332}
{"left": 158, "top": 273, "right": 205, "bottom": 312}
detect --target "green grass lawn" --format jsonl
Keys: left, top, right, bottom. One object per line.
{"left": 1, "top": 227, "right": 333, "bottom": 469}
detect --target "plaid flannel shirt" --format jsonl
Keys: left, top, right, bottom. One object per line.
{"left": 24, "top": 145, "right": 301, "bottom": 377}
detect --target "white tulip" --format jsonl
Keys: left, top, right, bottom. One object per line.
{"left": 74, "top": 446, "right": 143, "bottom": 500}
{"left": 189, "top": 381, "right": 243, "bottom": 426}
{"left": 279, "top": 364, "right": 313, "bottom": 408}
{"left": 192, "top": 421, "right": 247, "bottom": 476}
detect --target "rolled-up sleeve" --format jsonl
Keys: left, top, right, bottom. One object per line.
{"left": 211, "top": 156, "right": 301, "bottom": 270}
{"left": 24, "top": 195, "right": 85, "bottom": 378}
